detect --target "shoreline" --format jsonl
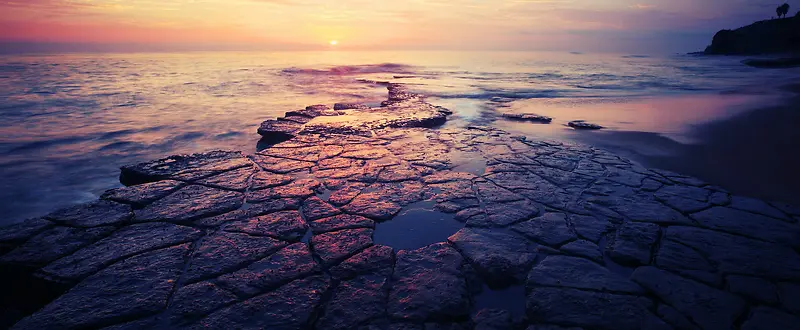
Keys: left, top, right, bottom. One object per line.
{"left": 583, "top": 84, "right": 800, "bottom": 205}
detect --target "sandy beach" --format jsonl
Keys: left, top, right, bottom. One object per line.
{"left": 588, "top": 85, "right": 800, "bottom": 205}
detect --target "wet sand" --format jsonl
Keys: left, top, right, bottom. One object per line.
{"left": 577, "top": 85, "right": 800, "bottom": 205}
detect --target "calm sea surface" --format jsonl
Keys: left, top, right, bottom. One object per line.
{"left": 1, "top": 51, "right": 798, "bottom": 225}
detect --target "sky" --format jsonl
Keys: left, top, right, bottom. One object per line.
{"left": 0, "top": 0, "right": 793, "bottom": 53}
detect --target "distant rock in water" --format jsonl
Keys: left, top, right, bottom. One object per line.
{"left": 704, "top": 16, "right": 800, "bottom": 55}
{"left": 501, "top": 113, "right": 553, "bottom": 123}
{"left": 742, "top": 57, "right": 800, "bottom": 68}
{"left": 258, "top": 84, "right": 452, "bottom": 139}
{"left": 568, "top": 120, "right": 603, "bottom": 130}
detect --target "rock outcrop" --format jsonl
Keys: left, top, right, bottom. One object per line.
{"left": 2, "top": 90, "right": 800, "bottom": 329}
{"left": 258, "top": 84, "right": 451, "bottom": 139}
{"left": 501, "top": 113, "right": 553, "bottom": 123}
{"left": 704, "top": 15, "right": 800, "bottom": 55}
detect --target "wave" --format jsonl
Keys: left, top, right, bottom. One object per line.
{"left": 281, "top": 63, "right": 415, "bottom": 76}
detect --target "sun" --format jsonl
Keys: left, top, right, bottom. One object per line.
{"left": 329, "top": 40, "right": 338, "bottom": 46}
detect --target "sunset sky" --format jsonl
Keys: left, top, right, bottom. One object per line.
{"left": 0, "top": 0, "right": 791, "bottom": 53}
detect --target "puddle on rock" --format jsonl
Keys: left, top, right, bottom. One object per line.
{"left": 373, "top": 200, "right": 464, "bottom": 252}
{"left": 472, "top": 283, "right": 527, "bottom": 318}
{"left": 450, "top": 150, "right": 487, "bottom": 176}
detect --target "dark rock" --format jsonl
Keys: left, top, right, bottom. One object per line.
{"left": 641, "top": 312, "right": 674, "bottom": 330}
{"left": 477, "top": 200, "right": 539, "bottom": 228}
{"left": 568, "top": 215, "right": 612, "bottom": 243}
{"left": 605, "top": 167, "right": 647, "bottom": 187}
{"left": 560, "top": 239, "right": 603, "bottom": 262}
{"left": 342, "top": 192, "right": 403, "bottom": 221}
{"left": 246, "top": 178, "right": 321, "bottom": 202}
{"left": 703, "top": 15, "right": 800, "bottom": 55}
{"left": 101, "top": 180, "right": 186, "bottom": 207}
{"left": 472, "top": 309, "right": 514, "bottom": 330}
{"left": 631, "top": 267, "right": 746, "bottom": 330}
{"left": 285, "top": 104, "right": 336, "bottom": 118}
{"left": 39, "top": 222, "right": 202, "bottom": 282}
{"left": 330, "top": 244, "right": 394, "bottom": 280}
{"left": 567, "top": 120, "right": 603, "bottom": 130}
{"left": 334, "top": 102, "right": 369, "bottom": 110}
{"left": 14, "top": 244, "right": 190, "bottom": 330}
{"left": 260, "top": 145, "right": 336, "bottom": 162}
{"left": 741, "top": 307, "right": 800, "bottom": 330}
{"left": 607, "top": 222, "right": 660, "bottom": 266}
{"left": 45, "top": 200, "right": 132, "bottom": 228}
{"left": 527, "top": 255, "right": 643, "bottom": 294}
{"left": 726, "top": 275, "right": 778, "bottom": 304}
{"left": 512, "top": 213, "right": 576, "bottom": 247}
{"left": 448, "top": 228, "right": 537, "bottom": 287}
{"left": 388, "top": 243, "right": 470, "bottom": 322}
{"left": 250, "top": 154, "right": 315, "bottom": 174}
{"left": 655, "top": 238, "right": 716, "bottom": 275}
{"left": 662, "top": 226, "right": 800, "bottom": 280}
{"left": 422, "top": 171, "right": 477, "bottom": 184}
{"left": 194, "top": 197, "right": 301, "bottom": 227}
{"left": 249, "top": 171, "right": 294, "bottom": 190}
{"left": 641, "top": 179, "right": 664, "bottom": 192}
{"left": 215, "top": 243, "right": 319, "bottom": 297}
{"left": 169, "top": 281, "right": 238, "bottom": 325}
{"left": 257, "top": 119, "right": 302, "bottom": 138}
{"left": 778, "top": 282, "right": 800, "bottom": 313}
{"left": 656, "top": 304, "right": 698, "bottom": 330}
{"left": 340, "top": 147, "right": 394, "bottom": 160}
{"left": 223, "top": 210, "right": 308, "bottom": 241}
{"left": 0, "top": 226, "right": 115, "bottom": 267}
{"left": 100, "top": 316, "right": 161, "bottom": 330}
{"left": 729, "top": 196, "right": 789, "bottom": 220}
{"left": 0, "top": 218, "right": 53, "bottom": 253}
{"left": 134, "top": 185, "right": 243, "bottom": 223}
{"left": 525, "top": 325, "right": 582, "bottom": 330}
{"left": 655, "top": 185, "right": 710, "bottom": 201}
{"left": 183, "top": 231, "right": 288, "bottom": 283}
{"left": 120, "top": 150, "right": 251, "bottom": 186}
{"left": 302, "top": 98, "right": 450, "bottom": 136}
{"left": 278, "top": 115, "right": 312, "bottom": 124}
{"left": 690, "top": 207, "right": 800, "bottom": 247}
{"left": 310, "top": 228, "right": 374, "bottom": 266}
{"left": 317, "top": 275, "right": 389, "bottom": 330}
{"left": 708, "top": 192, "right": 730, "bottom": 206}
{"left": 501, "top": 113, "right": 553, "bottom": 123}
{"left": 603, "top": 197, "right": 691, "bottom": 225}
{"left": 526, "top": 287, "right": 652, "bottom": 330}
{"left": 655, "top": 193, "right": 710, "bottom": 213}
{"left": 378, "top": 165, "right": 421, "bottom": 182}
{"left": 195, "top": 166, "right": 255, "bottom": 192}
{"left": 302, "top": 196, "right": 342, "bottom": 221}
{"left": 310, "top": 214, "right": 375, "bottom": 234}
{"left": 770, "top": 201, "right": 800, "bottom": 217}
{"left": 194, "top": 275, "right": 330, "bottom": 329}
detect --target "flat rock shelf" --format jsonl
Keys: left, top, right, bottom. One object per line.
{"left": 2, "top": 89, "right": 800, "bottom": 330}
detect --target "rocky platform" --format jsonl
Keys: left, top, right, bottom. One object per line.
{"left": 2, "top": 93, "right": 800, "bottom": 330}
{"left": 258, "top": 83, "right": 452, "bottom": 140}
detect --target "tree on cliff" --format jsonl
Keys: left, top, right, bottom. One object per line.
{"left": 776, "top": 3, "right": 790, "bottom": 19}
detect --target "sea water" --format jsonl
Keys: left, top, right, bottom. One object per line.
{"left": 1, "top": 51, "right": 797, "bottom": 225}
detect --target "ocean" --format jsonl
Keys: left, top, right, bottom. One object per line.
{"left": 1, "top": 51, "right": 798, "bottom": 225}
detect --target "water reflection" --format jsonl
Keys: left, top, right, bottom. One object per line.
{"left": 372, "top": 201, "right": 464, "bottom": 252}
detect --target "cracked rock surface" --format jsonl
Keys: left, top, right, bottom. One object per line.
{"left": 2, "top": 90, "right": 800, "bottom": 330}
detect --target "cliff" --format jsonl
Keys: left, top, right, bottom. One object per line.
{"left": 704, "top": 15, "right": 800, "bottom": 55}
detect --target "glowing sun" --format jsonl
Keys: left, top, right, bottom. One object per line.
{"left": 329, "top": 40, "right": 338, "bottom": 46}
